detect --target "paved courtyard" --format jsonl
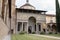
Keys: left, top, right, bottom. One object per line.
{"left": 30, "top": 34, "right": 60, "bottom": 40}
{"left": 3, "top": 35, "right": 11, "bottom": 40}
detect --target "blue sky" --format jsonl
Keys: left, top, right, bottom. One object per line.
{"left": 15, "top": 0, "right": 60, "bottom": 14}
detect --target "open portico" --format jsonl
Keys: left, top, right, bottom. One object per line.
{"left": 15, "top": 1, "right": 46, "bottom": 33}
{"left": 14, "top": 0, "right": 47, "bottom": 34}
{"left": 17, "top": 19, "right": 42, "bottom": 34}
{"left": 16, "top": 12, "right": 46, "bottom": 34}
{"left": 28, "top": 17, "right": 36, "bottom": 33}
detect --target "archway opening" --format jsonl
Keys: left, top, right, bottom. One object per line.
{"left": 28, "top": 17, "right": 36, "bottom": 33}
{"left": 52, "top": 24, "right": 56, "bottom": 33}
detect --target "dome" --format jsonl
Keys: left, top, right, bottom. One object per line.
{"left": 20, "top": 0, "right": 35, "bottom": 10}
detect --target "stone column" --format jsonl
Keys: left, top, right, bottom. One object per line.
{"left": 11, "top": 0, "right": 16, "bottom": 34}
{"left": 41, "top": 23, "right": 43, "bottom": 32}
{"left": 27, "top": 22, "right": 28, "bottom": 33}
{"left": 15, "top": 22, "right": 18, "bottom": 34}
{"left": 22, "top": 22, "right": 23, "bottom": 31}
{"left": 36, "top": 23, "right": 38, "bottom": 34}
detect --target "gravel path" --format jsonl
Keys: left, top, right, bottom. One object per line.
{"left": 3, "top": 35, "right": 11, "bottom": 40}
{"left": 30, "top": 34, "right": 60, "bottom": 40}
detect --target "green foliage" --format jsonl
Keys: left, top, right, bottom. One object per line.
{"left": 32, "top": 32, "right": 36, "bottom": 34}
{"left": 19, "top": 31, "right": 27, "bottom": 34}
{"left": 49, "top": 32, "right": 52, "bottom": 34}
{"left": 40, "top": 31, "right": 45, "bottom": 34}
{"left": 56, "top": 0, "right": 60, "bottom": 32}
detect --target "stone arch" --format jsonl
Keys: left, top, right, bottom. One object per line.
{"left": 28, "top": 16, "right": 36, "bottom": 33}
{"left": 28, "top": 16, "right": 36, "bottom": 21}
{"left": 52, "top": 24, "right": 56, "bottom": 32}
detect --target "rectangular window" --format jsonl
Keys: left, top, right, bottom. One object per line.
{"left": 18, "top": 22, "right": 20, "bottom": 31}
{"left": 35, "top": 25, "right": 36, "bottom": 31}
{"left": 39, "top": 25, "right": 41, "bottom": 31}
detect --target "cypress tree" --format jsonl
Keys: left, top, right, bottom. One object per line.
{"left": 56, "top": 0, "right": 60, "bottom": 32}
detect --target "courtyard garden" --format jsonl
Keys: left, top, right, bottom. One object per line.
{"left": 12, "top": 34, "right": 60, "bottom": 40}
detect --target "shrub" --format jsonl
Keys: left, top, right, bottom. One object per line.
{"left": 32, "top": 32, "right": 35, "bottom": 34}
{"left": 19, "top": 31, "right": 27, "bottom": 34}
{"left": 49, "top": 32, "right": 52, "bottom": 34}
{"left": 40, "top": 31, "right": 45, "bottom": 34}
{"left": 54, "top": 32, "right": 58, "bottom": 34}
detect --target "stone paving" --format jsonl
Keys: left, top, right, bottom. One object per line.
{"left": 0, "top": 17, "right": 9, "bottom": 40}
{"left": 30, "top": 34, "right": 60, "bottom": 40}
{"left": 3, "top": 35, "right": 11, "bottom": 40}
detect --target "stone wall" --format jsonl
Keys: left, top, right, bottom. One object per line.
{"left": 0, "top": 0, "right": 16, "bottom": 40}
{"left": 0, "top": 0, "right": 9, "bottom": 40}
{"left": 11, "top": 0, "right": 16, "bottom": 34}
{"left": 17, "top": 12, "right": 47, "bottom": 33}
{"left": 0, "top": 0, "right": 2, "bottom": 16}
{"left": 17, "top": 12, "right": 46, "bottom": 23}
{"left": 46, "top": 16, "right": 56, "bottom": 23}
{"left": 0, "top": 18, "right": 9, "bottom": 40}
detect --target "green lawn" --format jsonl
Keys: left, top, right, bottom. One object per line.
{"left": 12, "top": 34, "right": 59, "bottom": 40}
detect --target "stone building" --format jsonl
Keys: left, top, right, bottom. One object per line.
{"left": 15, "top": 0, "right": 57, "bottom": 34}
{"left": 0, "top": 0, "right": 57, "bottom": 40}
{"left": 15, "top": 0, "right": 47, "bottom": 34}
{"left": 0, "top": 0, "right": 9, "bottom": 40}
{"left": 46, "top": 14, "right": 56, "bottom": 33}
{"left": 0, "top": 0, "right": 16, "bottom": 40}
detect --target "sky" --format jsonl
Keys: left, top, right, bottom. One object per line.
{"left": 15, "top": 0, "right": 60, "bottom": 15}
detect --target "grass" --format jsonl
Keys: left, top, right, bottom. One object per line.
{"left": 12, "top": 34, "right": 59, "bottom": 40}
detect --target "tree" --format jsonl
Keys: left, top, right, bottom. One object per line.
{"left": 56, "top": 0, "right": 60, "bottom": 32}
